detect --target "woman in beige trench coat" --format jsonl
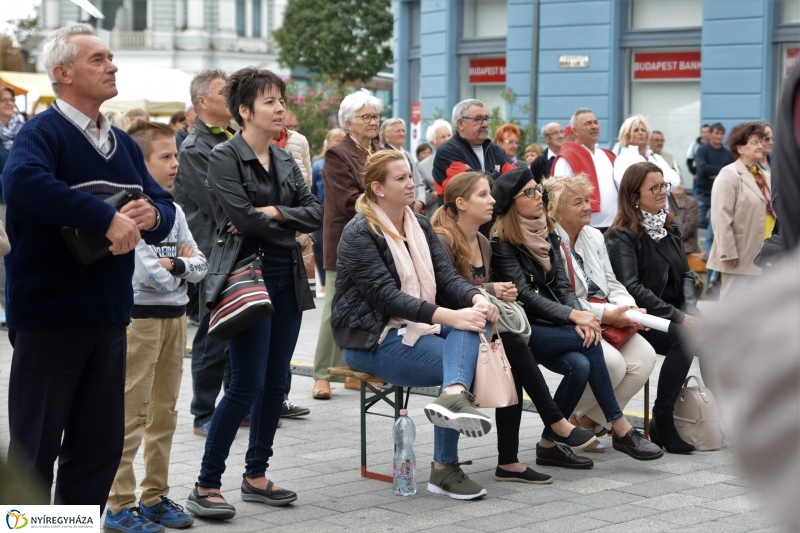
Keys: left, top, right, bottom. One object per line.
{"left": 707, "top": 122, "right": 775, "bottom": 300}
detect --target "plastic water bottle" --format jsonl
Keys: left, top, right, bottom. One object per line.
{"left": 392, "top": 409, "right": 417, "bottom": 496}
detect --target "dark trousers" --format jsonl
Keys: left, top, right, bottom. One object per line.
{"left": 496, "top": 332, "right": 565, "bottom": 465}
{"left": 198, "top": 274, "right": 302, "bottom": 487}
{"left": 7, "top": 323, "right": 127, "bottom": 511}
{"left": 696, "top": 190, "right": 711, "bottom": 230}
{"left": 639, "top": 322, "right": 694, "bottom": 416}
{"left": 312, "top": 228, "right": 325, "bottom": 287}
{"left": 191, "top": 279, "right": 231, "bottom": 427}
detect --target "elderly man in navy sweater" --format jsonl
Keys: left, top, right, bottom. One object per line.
{"left": 3, "top": 24, "right": 175, "bottom": 510}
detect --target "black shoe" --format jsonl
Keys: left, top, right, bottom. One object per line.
{"left": 495, "top": 466, "right": 553, "bottom": 484}
{"left": 612, "top": 428, "right": 664, "bottom": 460}
{"left": 552, "top": 426, "right": 597, "bottom": 450}
{"left": 650, "top": 415, "right": 696, "bottom": 454}
{"left": 535, "top": 443, "right": 594, "bottom": 469}
{"left": 184, "top": 486, "right": 236, "bottom": 520}
{"left": 281, "top": 400, "right": 310, "bottom": 418}
{"left": 240, "top": 478, "right": 297, "bottom": 506}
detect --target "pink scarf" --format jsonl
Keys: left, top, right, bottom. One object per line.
{"left": 372, "top": 202, "right": 440, "bottom": 346}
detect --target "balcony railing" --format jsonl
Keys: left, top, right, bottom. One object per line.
{"left": 111, "top": 30, "right": 147, "bottom": 50}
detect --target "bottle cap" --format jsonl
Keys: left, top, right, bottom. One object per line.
{"left": 399, "top": 409, "right": 408, "bottom": 416}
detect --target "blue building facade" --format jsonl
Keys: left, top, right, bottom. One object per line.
{"left": 394, "top": 0, "right": 800, "bottom": 184}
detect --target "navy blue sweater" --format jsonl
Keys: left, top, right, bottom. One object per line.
{"left": 2, "top": 104, "right": 175, "bottom": 329}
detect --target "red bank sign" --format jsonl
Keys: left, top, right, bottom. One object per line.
{"left": 633, "top": 51, "right": 701, "bottom": 80}
{"left": 469, "top": 58, "right": 506, "bottom": 84}
{"left": 786, "top": 48, "right": 800, "bottom": 77}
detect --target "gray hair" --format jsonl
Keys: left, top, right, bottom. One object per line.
{"left": 570, "top": 108, "right": 594, "bottom": 129}
{"left": 426, "top": 119, "right": 452, "bottom": 144}
{"left": 189, "top": 69, "right": 229, "bottom": 109}
{"left": 452, "top": 99, "right": 484, "bottom": 126}
{"left": 338, "top": 89, "right": 384, "bottom": 132}
{"left": 541, "top": 122, "right": 560, "bottom": 139}
{"left": 42, "top": 24, "right": 95, "bottom": 92}
{"left": 617, "top": 114, "right": 652, "bottom": 147}
{"left": 379, "top": 117, "right": 405, "bottom": 143}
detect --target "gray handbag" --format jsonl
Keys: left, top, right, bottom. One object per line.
{"left": 673, "top": 375, "right": 722, "bottom": 451}
{"left": 481, "top": 289, "right": 531, "bottom": 342}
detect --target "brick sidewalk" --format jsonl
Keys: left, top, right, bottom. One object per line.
{"left": 0, "top": 302, "right": 783, "bottom": 533}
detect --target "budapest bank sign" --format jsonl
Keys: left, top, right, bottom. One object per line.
{"left": 633, "top": 51, "right": 701, "bottom": 80}
{"left": 469, "top": 58, "right": 506, "bottom": 84}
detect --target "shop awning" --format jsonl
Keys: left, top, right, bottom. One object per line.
{"left": 102, "top": 65, "right": 192, "bottom": 117}
{"left": 0, "top": 71, "right": 56, "bottom": 106}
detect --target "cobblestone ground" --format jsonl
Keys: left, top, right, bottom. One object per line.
{"left": 0, "top": 301, "right": 785, "bottom": 533}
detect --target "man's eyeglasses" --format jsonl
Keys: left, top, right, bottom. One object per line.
{"left": 354, "top": 114, "right": 382, "bottom": 124}
{"left": 514, "top": 184, "right": 544, "bottom": 199}
{"left": 644, "top": 182, "right": 671, "bottom": 195}
{"left": 0, "top": 98, "right": 14, "bottom": 104}
{"left": 462, "top": 115, "right": 491, "bottom": 125}
{"left": 763, "top": 136, "right": 774, "bottom": 142}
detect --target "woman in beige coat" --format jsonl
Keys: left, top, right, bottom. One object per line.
{"left": 708, "top": 122, "right": 774, "bottom": 300}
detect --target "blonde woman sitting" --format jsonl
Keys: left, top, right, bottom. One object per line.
{"left": 545, "top": 174, "right": 656, "bottom": 450}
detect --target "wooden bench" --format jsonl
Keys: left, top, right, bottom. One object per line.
{"left": 328, "top": 366, "right": 410, "bottom": 483}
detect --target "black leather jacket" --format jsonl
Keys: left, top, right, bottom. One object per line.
{"left": 332, "top": 213, "right": 480, "bottom": 350}
{"left": 491, "top": 232, "right": 581, "bottom": 326}
{"left": 206, "top": 132, "right": 322, "bottom": 312}
{"left": 606, "top": 226, "right": 700, "bottom": 324}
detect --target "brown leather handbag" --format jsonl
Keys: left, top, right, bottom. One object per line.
{"left": 298, "top": 233, "right": 316, "bottom": 281}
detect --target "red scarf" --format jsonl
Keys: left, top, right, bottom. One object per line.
{"left": 271, "top": 128, "right": 288, "bottom": 149}
{"left": 550, "top": 141, "right": 616, "bottom": 212}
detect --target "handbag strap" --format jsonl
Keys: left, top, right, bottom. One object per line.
{"left": 560, "top": 242, "right": 576, "bottom": 289}
{"left": 683, "top": 375, "right": 704, "bottom": 389}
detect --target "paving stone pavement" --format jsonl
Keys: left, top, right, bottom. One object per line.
{"left": 0, "top": 300, "right": 785, "bottom": 532}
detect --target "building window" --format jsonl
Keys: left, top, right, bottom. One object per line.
{"left": 462, "top": 0, "right": 507, "bottom": 38}
{"left": 252, "top": 0, "right": 262, "bottom": 37}
{"left": 784, "top": 0, "right": 800, "bottom": 23}
{"left": 101, "top": 0, "right": 123, "bottom": 30}
{"left": 133, "top": 0, "right": 147, "bottom": 31}
{"left": 236, "top": 0, "right": 245, "bottom": 36}
{"left": 630, "top": 0, "right": 702, "bottom": 29}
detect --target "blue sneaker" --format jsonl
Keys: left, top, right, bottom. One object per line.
{"left": 192, "top": 421, "right": 211, "bottom": 438}
{"left": 140, "top": 497, "right": 194, "bottom": 529}
{"left": 103, "top": 507, "right": 165, "bottom": 532}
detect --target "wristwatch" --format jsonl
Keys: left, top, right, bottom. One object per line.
{"left": 148, "top": 206, "right": 161, "bottom": 231}
{"left": 169, "top": 257, "right": 177, "bottom": 271}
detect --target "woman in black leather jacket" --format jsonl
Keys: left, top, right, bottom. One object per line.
{"left": 606, "top": 162, "right": 701, "bottom": 454}
{"left": 188, "top": 68, "right": 322, "bottom": 519}
{"left": 491, "top": 168, "right": 663, "bottom": 465}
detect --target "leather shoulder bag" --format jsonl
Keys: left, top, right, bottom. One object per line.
{"left": 472, "top": 325, "right": 518, "bottom": 409}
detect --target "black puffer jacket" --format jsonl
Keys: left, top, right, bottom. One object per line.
{"left": 332, "top": 213, "right": 481, "bottom": 350}
{"left": 491, "top": 232, "right": 581, "bottom": 326}
{"left": 606, "top": 226, "right": 700, "bottom": 324}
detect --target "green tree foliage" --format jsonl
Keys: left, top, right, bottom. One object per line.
{"left": 488, "top": 88, "right": 538, "bottom": 158}
{"left": 274, "top": 0, "right": 393, "bottom": 84}
{"left": 285, "top": 76, "right": 349, "bottom": 154}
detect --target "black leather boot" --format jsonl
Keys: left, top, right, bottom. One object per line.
{"left": 649, "top": 413, "right": 695, "bottom": 454}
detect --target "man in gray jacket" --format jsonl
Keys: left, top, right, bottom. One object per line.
{"left": 175, "top": 69, "right": 234, "bottom": 436}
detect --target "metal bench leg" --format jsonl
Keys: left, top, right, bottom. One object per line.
{"left": 644, "top": 379, "right": 650, "bottom": 439}
{"left": 360, "top": 380, "right": 394, "bottom": 483}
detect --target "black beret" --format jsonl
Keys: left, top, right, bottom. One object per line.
{"left": 492, "top": 167, "right": 536, "bottom": 216}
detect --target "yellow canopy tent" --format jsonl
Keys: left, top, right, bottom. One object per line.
{"left": 0, "top": 71, "right": 56, "bottom": 113}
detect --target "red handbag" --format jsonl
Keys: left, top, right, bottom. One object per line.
{"left": 560, "top": 243, "right": 636, "bottom": 350}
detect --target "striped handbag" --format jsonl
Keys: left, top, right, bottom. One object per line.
{"left": 207, "top": 255, "right": 275, "bottom": 342}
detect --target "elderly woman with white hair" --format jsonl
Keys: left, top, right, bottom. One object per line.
{"left": 311, "top": 89, "right": 386, "bottom": 399}
{"left": 413, "top": 118, "right": 453, "bottom": 216}
{"left": 613, "top": 115, "right": 681, "bottom": 192}
{"left": 545, "top": 174, "right": 657, "bottom": 450}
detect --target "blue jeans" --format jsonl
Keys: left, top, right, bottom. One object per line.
{"left": 198, "top": 275, "right": 302, "bottom": 488}
{"left": 702, "top": 217, "right": 719, "bottom": 284}
{"left": 695, "top": 190, "right": 710, "bottom": 230}
{"left": 530, "top": 323, "right": 623, "bottom": 440}
{"left": 343, "top": 324, "right": 486, "bottom": 465}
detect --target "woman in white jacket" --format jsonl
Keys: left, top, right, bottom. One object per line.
{"left": 545, "top": 175, "right": 656, "bottom": 449}
{"left": 614, "top": 115, "right": 681, "bottom": 192}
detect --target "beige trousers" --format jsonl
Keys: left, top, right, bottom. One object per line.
{"left": 107, "top": 315, "right": 187, "bottom": 513}
{"left": 313, "top": 269, "right": 346, "bottom": 381}
{"left": 720, "top": 273, "right": 759, "bottom": 301}
{"left": 575, "top": 334, "right": 656, "bottom": 429}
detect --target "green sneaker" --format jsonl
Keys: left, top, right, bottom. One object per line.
{"left": 424, "top": 391, "right": 493, "bottom": 437}
{"left": 427, "top": 461, "right": 487, "bottom": 500}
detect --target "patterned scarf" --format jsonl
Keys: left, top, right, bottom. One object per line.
{"left": 0, "top": 113, "right": 25, "bottom": 150}
{"left": 271, "top": 127, "right": 288, "bottom": 149}
{"left": 641, "top": 209, "right": 668, "bottom": 242}
{"left": 352, "top": 135, "right": 374, "bottom": 156}
{"left": 747, "top": 165, "right": 777, "bottom": 218}
{"left": 205, "top": 123, "right": 232, "bottom": 139}
{"left": 519, "top": 215, "right": 552, "bottom": 273}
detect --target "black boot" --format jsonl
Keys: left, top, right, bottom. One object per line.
{"left": 649, "top": 414, "right": 695, "bottom": 454}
